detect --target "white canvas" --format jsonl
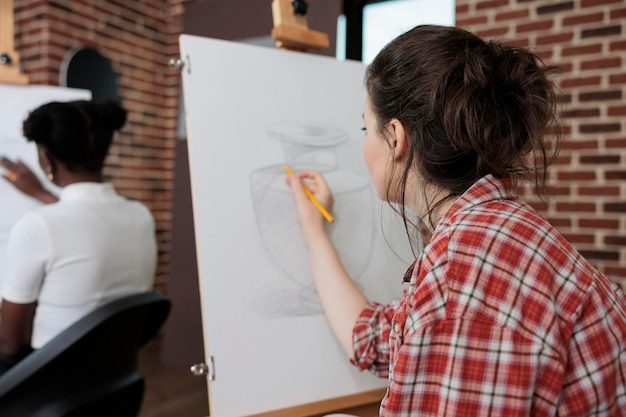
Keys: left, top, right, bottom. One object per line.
{"left": 180, "top": 34, "right": 415, "bottom": 416}
{"left": 0, "top": 84, "right": 91, "bottom": 291}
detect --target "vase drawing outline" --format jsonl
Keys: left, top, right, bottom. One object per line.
{"left": 250, "top": 121, "right": 375, "bottom": 316}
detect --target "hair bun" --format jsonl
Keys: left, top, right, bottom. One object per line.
{"left": 22, "top": 104, "right": 55, "bottom": 143}
{"left": 96, "top": 100, "right": 127, "bottom": 131}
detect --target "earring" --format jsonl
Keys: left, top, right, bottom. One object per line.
{"left": 46, "top": 169, "right": 54, "bottom": 181}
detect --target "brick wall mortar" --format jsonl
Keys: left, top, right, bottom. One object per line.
{"left": 457, "top": 0, "right": 626, "bottom": 285}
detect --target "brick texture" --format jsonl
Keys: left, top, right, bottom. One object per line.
{"left": 13, "top": 0, "right": 184, "bottom": 294}
{"left": 12, "top": 1, "right": 626, "bottom": 291}
{"left": 457, "top": 0, "right": 626, "bottom": 286}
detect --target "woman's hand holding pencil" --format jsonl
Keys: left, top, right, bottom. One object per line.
{"left": 285, "top": 166, "right": 335, "bottom": 241}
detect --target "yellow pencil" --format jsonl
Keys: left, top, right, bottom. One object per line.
{"left": 284, "top": 165, "right": 334, "bottom": 223}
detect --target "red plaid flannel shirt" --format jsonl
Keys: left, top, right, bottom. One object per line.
{"left": 351, "top": 175, "right": 626, "bottom": 416}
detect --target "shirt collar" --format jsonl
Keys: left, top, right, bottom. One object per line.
{"left": 436, "top": 174, "right": 516, "bottom": 230}
{"left": 59, "top": 182, "right": 120, "bottom": 202}
{"left": 401, "top": 175, "right": 517, "bottom": 283}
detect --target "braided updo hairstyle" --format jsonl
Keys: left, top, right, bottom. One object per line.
{"left": 22, "top": 100, "right": 127, "bottom": 173}
{"left": 366, "top": 25, "right": 561, "bottom": 228}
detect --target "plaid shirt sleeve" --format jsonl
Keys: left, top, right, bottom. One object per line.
{"left": 351, "top": 292, "right": 408, "bottom": 378}
{"left": 557, "top": 276, "right": 626, "bottom": 416}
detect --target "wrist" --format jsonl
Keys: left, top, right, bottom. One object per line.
{"left": 35, "top": 190, "right": 59, "bottom": 204}
{"left": 303, "top": 225, "right": 331, "bottom": 247}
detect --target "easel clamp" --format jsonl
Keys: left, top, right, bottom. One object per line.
{"left": 271, "top": 0, "right": 329, "bottom": 52}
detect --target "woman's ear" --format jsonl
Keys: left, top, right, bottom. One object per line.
{"left": 387, "top": 118, "right": 408, "bottom": 160}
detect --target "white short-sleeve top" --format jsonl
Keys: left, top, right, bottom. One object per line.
{"left": 2, "top": 182, "right": 157, "bottom": 348}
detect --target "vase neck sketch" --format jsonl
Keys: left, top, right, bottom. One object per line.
{"left": 251, "top": 121, "right": 374, "bottom": 316}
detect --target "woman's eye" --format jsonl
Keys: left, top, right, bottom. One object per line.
{"left": 361, "top": 127, "right": 367, "bottom": 132}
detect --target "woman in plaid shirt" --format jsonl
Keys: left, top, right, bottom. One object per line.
{"left": 287, "top": 25, "right": 626, "bottom": 416}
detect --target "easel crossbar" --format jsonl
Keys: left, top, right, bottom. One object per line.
{"left": 247, "top": 388, "right": 386, "bottom": 417}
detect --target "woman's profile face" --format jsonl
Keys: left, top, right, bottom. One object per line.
{"left": 362, "top": 97, "right": 392, "bottom": 201}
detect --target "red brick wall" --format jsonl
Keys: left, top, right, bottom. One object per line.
{"left": 13, "top": 0, "right": 184, "bottom": 293}
{"left": 457, "top": 0, "right": 625, "bottom": 289}
{"left": 12, "top": 0, "right": 625, "bottom": 293}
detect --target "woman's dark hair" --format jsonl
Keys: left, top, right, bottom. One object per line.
{"left": 22, "top": 100, "right": 127, "bottom": 172}
{"left": 366, "top": 25, "right": 562, "bottom": 231}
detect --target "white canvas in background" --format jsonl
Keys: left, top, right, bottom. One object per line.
{"left": 0, "top": 84, "right": 91, "bottom": 291}
{"left": 180, "top": 35, "right": 416, "bottom": 416}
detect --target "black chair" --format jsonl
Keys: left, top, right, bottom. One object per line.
{"left": 0, "top": 291, "right": 171, "bottom": 417}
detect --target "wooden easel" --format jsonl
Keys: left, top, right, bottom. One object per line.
{"left": 249, "top": 387, "right": 385, "bottom": 417}
{"left": 271, "top": 0, "right": 329, "bottom": 52}
{"left": 0, "top": 0, "right": 28, "bottom": 84}
{"left": 261, "top": 2, "right": 385, "bottom": 416}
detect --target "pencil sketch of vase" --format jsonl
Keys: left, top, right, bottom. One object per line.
{"left": 251, "top": 121, "right": 374, "bottom": 316}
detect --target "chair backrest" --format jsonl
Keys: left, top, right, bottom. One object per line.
{"left": 0, "top": 291, "right": 171, "bottom": 417}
